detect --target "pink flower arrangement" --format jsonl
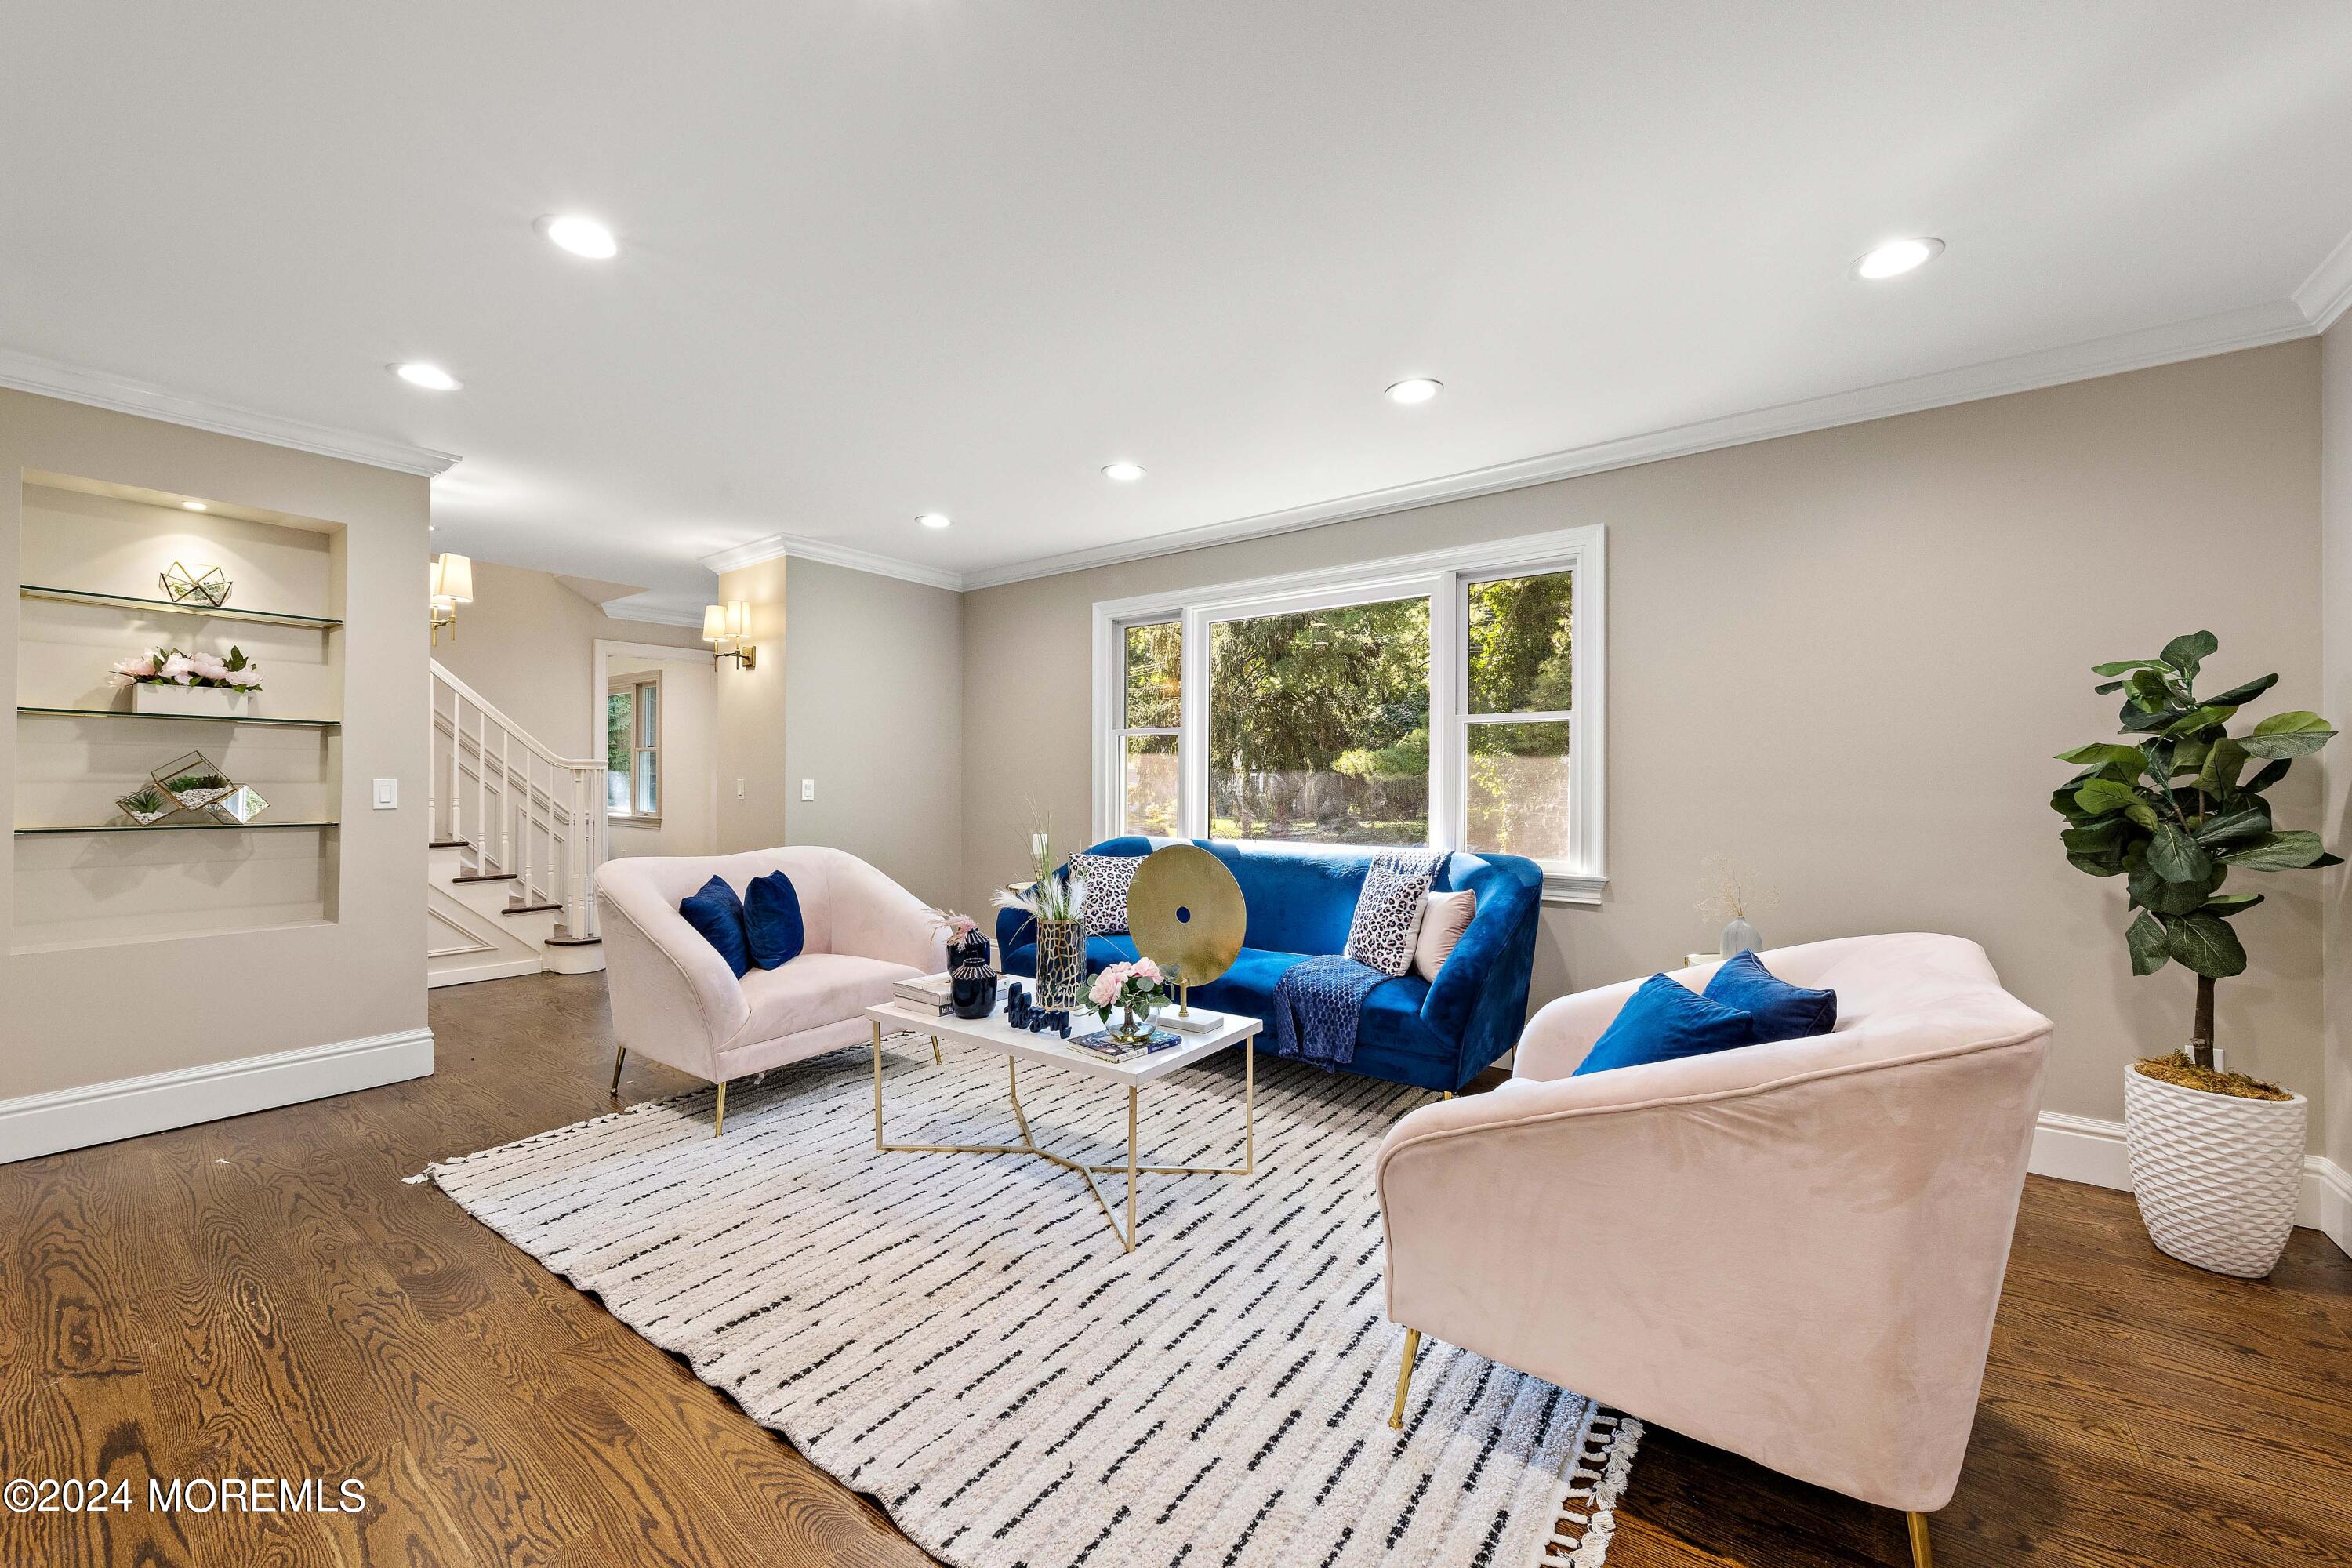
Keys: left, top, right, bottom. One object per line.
{"left": 111, "top": 644, "right": 262, "bottom": 692}
{"left": 1087, "top": 957, "right": 1166, "bottom": 1016}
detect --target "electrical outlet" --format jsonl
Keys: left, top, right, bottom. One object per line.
{"left": 372, "top": 778, "right": 397, "bottom": 810}
{"left": 801, "top": 779, "right": 815, "bottom": 801}
{"left": 735, "top": 778, "right": 746, "bottom": 801}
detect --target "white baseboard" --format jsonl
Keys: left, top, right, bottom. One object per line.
{"left": 0, "top": 1028, "right": 434, "bottom": 1164}
{"left": 427, "top": 956, "right": 546, "bottom": 989}
{"left": 2031, "top": 1110, "right": 2352, "bottom": 1260}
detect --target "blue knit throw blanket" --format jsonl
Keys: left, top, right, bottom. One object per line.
{"left": 1269, "top": 953, "right": 1388, "bottom": 1070}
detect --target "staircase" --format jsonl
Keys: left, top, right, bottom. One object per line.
{"left": 428, "top": 661, "right": 607, "bottom": 987}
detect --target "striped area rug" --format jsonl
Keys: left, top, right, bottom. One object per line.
{"left": 420, "top": 1033, "right": 1642, "bottom": 1567}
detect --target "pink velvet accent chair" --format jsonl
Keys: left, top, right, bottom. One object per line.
{"left": 597, "top": 847, "right": 946, "bottom": 1134}
{"left": 1376, "top": 934, "right": 2051, "bottom": 1567}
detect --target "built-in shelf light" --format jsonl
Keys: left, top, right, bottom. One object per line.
{"left": 1102, "top": 462, "right": 1146, "bottom": 482}
{"left": 918, "top": 513, "right": 952, "bottom": 529}
{"left": 1855, "top": 237, "right": 1944, "bottom": 280}
{"left": 181, "top": 500, "right": 207, "bottom": 511}
{"left": 394, "top": 362, "right": 462, "bottom": 391}
{"left": 1385, "top": 378, "right": 1443, "bottom": 405}
{"left": 538, "top": 214, "right": 619, "bottom": 260}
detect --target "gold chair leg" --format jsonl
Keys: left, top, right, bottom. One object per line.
{"left": 1906, "top": 1511, "right": 1933, "bottom": 1568}
{"left": 931, "top": 1033, "right": 942, "bottom": 1065}
{"left": 1439, "top": 1091, "right": 1453, "bottom": 1100}
{"left": 1388, "top": 1327, "right": 1421, "bottom": 1430}
{"left": 713, "top": 1080, "right": 727, "bottom": 1137}
{"left": 609, "top": 1044, "right": 626, "bottom": 1095}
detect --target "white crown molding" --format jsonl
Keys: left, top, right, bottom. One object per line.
{"left": 0, "top": 347, "right": 461, "bottom": 477}
{"left": 961, "top": 299, "right": 2315, "bottom": 590}
{"left": 2030, "top": 1109, "right": 2350, "bottom": 1261}
{"left": 700, "top": 528, "right": 964, "bottom": 591}
{"left": 0, "top": 1027, "right": 434, "bottom": 1164}
{"left": 601, "top": 598, "right": 708, "bottom": 629}
{"left": 2295, "top": 226, "right": 2352, "bottom": 334}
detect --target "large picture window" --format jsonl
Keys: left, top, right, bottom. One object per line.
{"left": 1093, "top": 527, "right": 1606, "bottom": 902}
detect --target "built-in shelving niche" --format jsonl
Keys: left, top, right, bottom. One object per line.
{"left": 11, "top": 472, "right": 347, "bottom": 952}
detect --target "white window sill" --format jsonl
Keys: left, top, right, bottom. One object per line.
{"left": 1541, "top": 872, "right": 1607, "bottom": 907}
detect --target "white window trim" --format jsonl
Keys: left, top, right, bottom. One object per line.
{"left": 1090, "top": 524, "right": 1606, "bottom": 906}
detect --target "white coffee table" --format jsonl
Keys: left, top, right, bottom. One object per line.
{"left": 864, "top": 995, "right": 1260, "bottom": 1253}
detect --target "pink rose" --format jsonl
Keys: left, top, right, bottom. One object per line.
{"left": 1133, "top": 957, "right": 1161, "bottom": 984}
{"left": 158, "top": 653, "right": 197, "bottom": 684}
{"left": 111, "top": 654, "right": 158, "bottom": 681}
{"left": 1087, "top": 963, "right": 1131, "bottom": 1010}
{"left": 187, "top": 652, "right": 230, "bottom": 682}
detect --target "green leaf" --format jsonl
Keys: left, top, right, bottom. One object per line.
{"left": 2195, "top": 737, "right": 2249, "bottom": 796}
{"left": 2073, "top": 779, "right": 2143, "bottom": 817}
{"left": 2053, "top": 743, "right": 2147, "bottom": 773}
{"left": 2126, "top": 913, "right": 2169, "bottom": 975}
{"left": 2238, "top": 757, "right": 2289, "bottom": 793}
{"left": 2092, "top": 680, "right": 2127, "bottom": 695}
{"left": 2238, "top": 711, "right": 2336, "bottom": 759}
{"left": 2091, "top": 659, "right": 2169, "bottom": 677}
{"left": 2202, "top": 892, "right": 2265, "bottom": 916}
{"left": 2128, "top": 863, "right": 2212, "bottom": 916}
{"left": 2161, "top": 704, "right": 2237, "bottom": 739}
{"left": 2217, "top": 830, "right": 2333, "bottom": 870}
{"left": 2049, "top": 783, "right": 2096, "bottom": 822}
{"left": 2165, "top": 913, "right": 2247, "bottom": 978}
{"left": 2061, "top": 820, "right": 2129, "bottom": 876}
{"left": 2169, "top": 738, "right": 2209, "bottom": 775}
{"left": 2191, "top": 806, "right": 2270, "bottom": 846}
{"left": 2118, "top": 703, "right": 2173, "bottom": 734}
{"left": 2201, "top": 672, "right": 2278, "bottom": 708}
{"left": 2146, "top": 823, "right": 2212, "bottom": 884}
{"left": 2123, "top": 800, "right": 2160, "bottom": 830}
{"left": 2159, "top": 631, "right": 2218, "bottom": 682}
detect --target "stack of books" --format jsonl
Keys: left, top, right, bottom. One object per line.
{"left": 893, "top": 973, "right": 954, "bottom": 1015}
{"left": 1067, "top": 1028, "right": 1185, "bottom": 1062}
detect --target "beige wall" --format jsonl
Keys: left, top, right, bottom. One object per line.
{"left": 2322, "top": 321, "right": 2351, "bottom": 1181}
{"left": 605, "top": 652, "right": 718, "bottom": 859}
{"left": 782, "top": 557, "right": 964, "bottom": 909}
{"left": 714, "top": 554, "right": 789, "bottom": 852}
{"left": 961, "top": 343, "right": 2327, "bottom": 1142}
{"left": 432, "top": 558, "right": 703, "bottom": 759}
{"left": 2, "top": 387, "right": 430, "bottom": 1099}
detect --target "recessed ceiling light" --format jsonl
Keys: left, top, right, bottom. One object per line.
{"left": 393, "top": 361, "right": 461, "bottom": 391}
{"left": 1102, "top": 462, "right": 1146, "bottom": 482}
{"left": 918, "top": 513, "right": 951, "bottom": 530}
{"left": 181, "top": 500, "right": 207, "bottom": 512}
{"left": 537, "top": 214, "right": 619, "bottom": 260}
{"left": 1855, "top": 237, "right": 1944, "bottom": 280}
{"left": 1385, "top": 378, "right": 1443, "bottom": 405}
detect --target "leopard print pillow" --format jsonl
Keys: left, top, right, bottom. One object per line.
{"left": 1345, "top": 849, "right": 1449, "bottom": 976}
{"left": 1073, "top": 852, "right": 1145, "bottom": 937}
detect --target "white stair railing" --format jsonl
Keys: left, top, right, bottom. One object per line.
{"left": 429, "top": 660, "right": 604, "bottom": 942}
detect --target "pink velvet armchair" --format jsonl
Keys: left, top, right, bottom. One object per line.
{"left": 1376, "top": 934, "right": 2051, "bottom": 1567}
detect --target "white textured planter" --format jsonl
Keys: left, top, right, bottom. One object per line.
{"left": 2122, "top": 1065, "right": 2305, "bottom": 1279}
{"left": 132, "top": 683, "right": 252, "bottom": 719}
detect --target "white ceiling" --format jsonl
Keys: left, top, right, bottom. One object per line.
{"left": 5, "top": 2, "right": 2351, "bottom": 620}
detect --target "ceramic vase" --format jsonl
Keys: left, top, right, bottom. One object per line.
{"left": 1034, "top": 917, "right": 1087, "bottom": 1011}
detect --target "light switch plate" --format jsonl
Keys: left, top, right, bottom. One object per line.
{"left": 372, "top": 777, "right": 397, "bottom": 810}
{"left": 801, "top": 779, "right": 815, "bottom": 801}
{"left": 735, "top": 778, "right": 746, "bottom": 801}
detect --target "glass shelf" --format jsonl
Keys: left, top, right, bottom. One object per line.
{"left": 16, "top": 705, "right": 340, "bottom": 728}
{"left": 14, "top": 820, "right": 339, "bottom": 835}
{"left": 20, "top": 583, "right": 342, "bottom": 630}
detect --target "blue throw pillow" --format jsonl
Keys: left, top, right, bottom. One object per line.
{"left": 1573, "top": 973, "right": 1755, "bottom": 1076}
{"left": 679, "top": 875, "right": 750, "bottom": 978}
{"left": 1702, "top": 949, "right": 1837, "bottom": 1043}
{"left": 745, "top": 870, "right": 805, "bottom": 969}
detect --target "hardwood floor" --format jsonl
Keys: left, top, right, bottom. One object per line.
{"left": 3, "top": 971, "right": 2347, "bottom": 1566}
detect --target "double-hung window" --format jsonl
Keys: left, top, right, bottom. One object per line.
{"left": 607, "top": 671, "right": 662, "bottom": 823}
{"left": 1091, "top": 525, "right": 1605, "bottom": 902}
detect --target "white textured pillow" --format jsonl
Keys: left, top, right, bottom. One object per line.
{"left": 1345, "top": 850, "right": 1446, "bottom": 977}
{"left": 1073, "top": 852, "right": 1144, "bottom": 937}
{"left": 1410, "top": 889, "right": 1476, "bottom": 981}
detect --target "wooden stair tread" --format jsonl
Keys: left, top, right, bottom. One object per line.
{"left": 501, "top": 901, "right": 561, "bottom": 915}
{"left": 428, "top": 838, "right": 470, "bottom": 849}
{"left": 450, "top": 872, "right": 517, "bottom": 884}
{"left": 544, "top": 934, "right": 602, "bottom": 947}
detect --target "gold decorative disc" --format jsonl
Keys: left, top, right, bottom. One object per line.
{"left": 1127, "top": 844, "right": 1245, "bottom": 990}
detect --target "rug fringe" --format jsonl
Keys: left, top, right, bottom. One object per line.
{"left": 1534, "top": 1410, "right": 1644, "bottom": 1566}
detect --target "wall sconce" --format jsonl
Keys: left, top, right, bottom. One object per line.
{"left": 702, "top": 600, "right": 757, "bottom": 670}
{"left": 429, "top": 553, "right": 474, "bottom": 644}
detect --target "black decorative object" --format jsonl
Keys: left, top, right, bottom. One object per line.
{"left": 950, "top": 933, "right": 999, "bottom": 1021}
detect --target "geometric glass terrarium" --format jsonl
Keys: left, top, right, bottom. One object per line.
{"left": 114, "top": 783, "right": 179, "bottom": 825}
{"left": 160, "top": 561, "right": 232, "bottom": 608}
{"left": 207, "top": 784, "right": 270, "bottom": 824}
{"left": 152, "top": 750, "right": 237, "bottom": 811}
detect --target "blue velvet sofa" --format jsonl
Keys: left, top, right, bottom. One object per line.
{"left": 996, "top": 837, "right": 1544, "bottom": 1092}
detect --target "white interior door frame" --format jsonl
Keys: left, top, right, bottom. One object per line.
{"left": 591, "top": 639, "right": 721, "bottom": 857}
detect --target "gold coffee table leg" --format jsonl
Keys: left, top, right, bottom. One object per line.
{"left": 1125, "top": 1087, "right": 1139, "bottom": 1253}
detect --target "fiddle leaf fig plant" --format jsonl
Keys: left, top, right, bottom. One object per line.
{"left": 2052, "top": 631, "right": 2339, "bottom": 1071}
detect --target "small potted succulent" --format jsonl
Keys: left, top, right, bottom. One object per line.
{"left": 115, "top": 785, "right": 176, "bottom": 826}
{"left": 153, "top": 751, "right": 239, "bottom": 811}
{"left": 2050, "top": 631, "right": 2337, "bottom": 1277}
{"left": 1088, "top": 958, "right": 1171, "bottom": 1044}
{"left": 114, "top": 644, "right": 263, "bottom": 718}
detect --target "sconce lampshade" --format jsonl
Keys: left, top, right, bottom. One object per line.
{"left": 702, "top": 604, "right": 728, "bottom": 642}
{"left": 702, "top": 601, "right": 752, "bottom": 644}
{"left": 429, "top": 553, "right": 474, "bottom": 604}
